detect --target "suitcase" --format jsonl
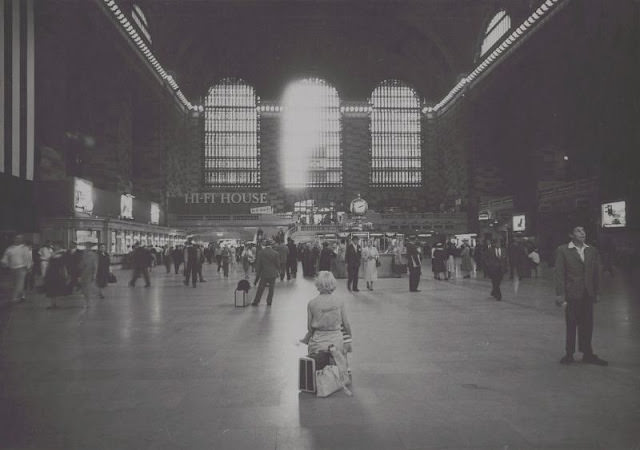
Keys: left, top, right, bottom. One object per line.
{"left": 234, "top": 290, "right": 249, "bottom": 307}
{"left": 235, "top": 280, "right": 251, "bottom": 307}
{"left": 298, "top": 357, "right": 316, "bottom": 393}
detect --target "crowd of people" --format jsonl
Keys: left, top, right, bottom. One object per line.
{"left": 1, "top": 223, "right": 610, "bottom": 373}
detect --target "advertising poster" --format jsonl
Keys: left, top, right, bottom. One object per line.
{"left": 601, "top": 201, "right": 626, "bottom": 228}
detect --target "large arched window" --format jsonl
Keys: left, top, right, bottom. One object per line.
{"left": 204, "top": 78, "right": 259, "bottom": 187}
{"left": 480, "top": 10, "right": 511, "bottom": 57}
{"left": 370, "top": 80, "right": 422, "bottom": 187}
{"left": 281, "top": 78, "right": 341, "bottom": 188}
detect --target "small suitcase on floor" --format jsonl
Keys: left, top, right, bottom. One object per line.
{"left": 299, "top": 357, "right": 316, "bottom": 393}
{"left": 235, "top": 290, "right": 248, "bottom": 307}
{"left": 235, "top": 280, "right": 251, "bottom": 307}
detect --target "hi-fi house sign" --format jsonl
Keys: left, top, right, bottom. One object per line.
{"left": 183, "top": 192, "right": 268, "bottom": 204}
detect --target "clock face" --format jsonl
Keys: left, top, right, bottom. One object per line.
{"left": 351, "top": 198, "right": 368, "bottom": 215}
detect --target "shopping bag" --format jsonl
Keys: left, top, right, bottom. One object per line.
{"left": 315, "top": 365, "right": 343, "bottom": 397}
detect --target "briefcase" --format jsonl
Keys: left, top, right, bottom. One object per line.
{"left": 298, "top": 357, "right": 316, "bottom": 393}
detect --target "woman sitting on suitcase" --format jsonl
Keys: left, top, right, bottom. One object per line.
{"left": 301, "top": 271, "right": 352, "bottom": 359}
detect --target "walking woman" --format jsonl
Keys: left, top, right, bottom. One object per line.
{"left": 96, "top": 243, "right": 112, "bottom": 299}
{"left": 362, "top": 240, "right": 379, "bottom": 290}
{"left": 460, "top": 241, "right": 474, "bottom": 279}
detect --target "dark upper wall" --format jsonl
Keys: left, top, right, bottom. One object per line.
{"left": 138, "top": 0, "right": 537, "bottom": 102}
{"left": 466, "top": 0, "right": 640, "bottom": 230}
{"left": 35, "top": 0, "right": 198, "bottom": 205}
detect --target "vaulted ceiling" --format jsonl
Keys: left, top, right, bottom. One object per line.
{"left": 135, "top": 0, "right": 537, "bottom": 102}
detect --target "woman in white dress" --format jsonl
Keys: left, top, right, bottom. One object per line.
{"left": 362, "top": 240, "right": 379, "bottom": 291}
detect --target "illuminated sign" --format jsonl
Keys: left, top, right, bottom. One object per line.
{"left": 602, "top": 201, "right": 626, "bottom": 228}
{"left": 74, "top": 178, "right": 94, "bottom": 214}
{"left": 120, "top": 194, "right": 134, "bottom": 219}
{"left": 512, "top": 214, "right": 526, "bottom": 232}
{"left": 150, "top": 202, "right": 160, "bottom": 224}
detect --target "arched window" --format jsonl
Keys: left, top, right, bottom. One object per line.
{"left": 480, "top": 10, "right": 511, "bottom": 57}
{"left": 281, "top": 78, "right": 341, "bottom": 188}
{"left": 204, "top": 78, "right": 260, "bottom": 187}
{"left": 370, "top": 80, "right": 422, "bottom": 187}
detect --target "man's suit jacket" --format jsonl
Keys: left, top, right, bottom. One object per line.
{"left": 345, "top": 243, "right": 362, "bottom": 268}
{"left": 255, "top": 247, "right": 280, "bottom": 281}
{"left": 555, "top": 244, "right": 601, "bottom": 300}
{"left": 483, "top": 246, "right": 508, "bottom": 276}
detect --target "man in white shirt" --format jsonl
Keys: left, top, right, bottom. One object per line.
{"left": 554, "top": 225, "right": 607, "bottom": 366}
{"left": 1, "top": 234, "right": 33, "bottom": 303}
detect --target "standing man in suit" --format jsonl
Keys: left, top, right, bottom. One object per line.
{"left": 484, "top": 239, "right": 508, "bottom": 301}
{"left": 345, "top": 235, "right": 362, "bottom": 292}
{"left": 274, "top": 238, "right": 289, "bottom": 282}
{"left": 555, "top": 225, "right": 607, "bottom": 365}
{"left": 406, "top": 239, "right": 422, "bottom": 292}
{"left": 286, "top": 237, "right": 298, "bottom": 280}
{"left": 251, "top": 240, "right": 280, "bottom": 306}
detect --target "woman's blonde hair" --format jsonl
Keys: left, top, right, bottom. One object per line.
{"left": 315, "top": 270, "right": 337, "bottom": 294}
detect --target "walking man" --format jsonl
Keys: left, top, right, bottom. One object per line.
{"left": 129, "top": 242, "right": 152, "bottom": 287}
{"left": 555, "top": 225, "right": 607, "bottom": 365}
{"left": 1, "top": 234, "right": 33, "bottom": 303}
{"left": 484, "top": 239, "right": 508, "bottom": 301}
{"left": 251, "top": 240, "right": 280, "bottom": 306}
{"left": 345, "top": 235, "right": 362, "bottom": 292}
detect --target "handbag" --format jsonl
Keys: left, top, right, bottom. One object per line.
{"left": 315, "top": 365, "right": 343, "bottom": 397}
{"left": 375, "top": 258, "right": 381, "bottom": 267}
{"left": 108, "top": 272, "right": 117, "bottom": 283}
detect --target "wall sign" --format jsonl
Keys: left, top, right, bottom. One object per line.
{"left": 601, "top": 201, "right": 626, "bottom": 228}
{"left": 121, "top": 194, "right": 134, "bottom": 219}
{"left": 74, "top": 178, "right": 94, "bottom": 214}
{"left": 512, "top": 214, "right": 526, "bottom": 232}
{"left": 184, "top": 192, "right": 268, "bottom": 204}
{"left": 150, "top": 202, "right": 160, "bottom": 224}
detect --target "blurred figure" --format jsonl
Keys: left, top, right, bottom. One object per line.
{"left": 39, "top": 241, "right": 53, "bottom": 280}
{"left": 406, "top": 239, "right": 422, "bottom": 292}
{"left": 460, "top": 241, "right": 473, "bottom": 279}
{"left": 286, "top": 237, "right": 298, "bottom": 280}
{"left": 220, "top": 244, "right": 231, "bottom": 278}
{"left": 484, "top": 239, "right": 508, "bottom": 301}
{"left": 445, "top": 242, "right": 456, "bottom": 280}
{"left": 44, "top": 242, "right": 70, "bottom": 309}
{"left": 163, "top": 245, "right": 173, "bottom": 273}
{"left": 129, "top": 242, "right": 152, "bottom": 287}
{"left": 172, "top": 245, "right": 184, "bottom": 275}
{"left": 528, "top": 247, "right": 540, "bottom": 278}
{"left": 66, "top": 241, "right": 83, "bottom": 292}
{"left": 334, "top": 238, "right": 347, "bottom": 279}
{"left": 96, "top": 243, "right": 111, "bottom": 299}
{"left": 275, "top": 238, "right": 289, "bottom": 281}
{"left": 1, "top": 234, "right": 33, "bottom": 303}
{"left": 79, "top": 242, "right": 98, "bottom": 308}
{"left": 242, "top": 243, "right": 255, "bottom": 279}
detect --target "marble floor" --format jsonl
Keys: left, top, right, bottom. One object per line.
{"left": 1, "top": 262, "right": 639, "bottom": 449}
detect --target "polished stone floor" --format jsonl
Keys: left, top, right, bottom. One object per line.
{"left": 1, "top": 261, "right": 639, "bottom": 449}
